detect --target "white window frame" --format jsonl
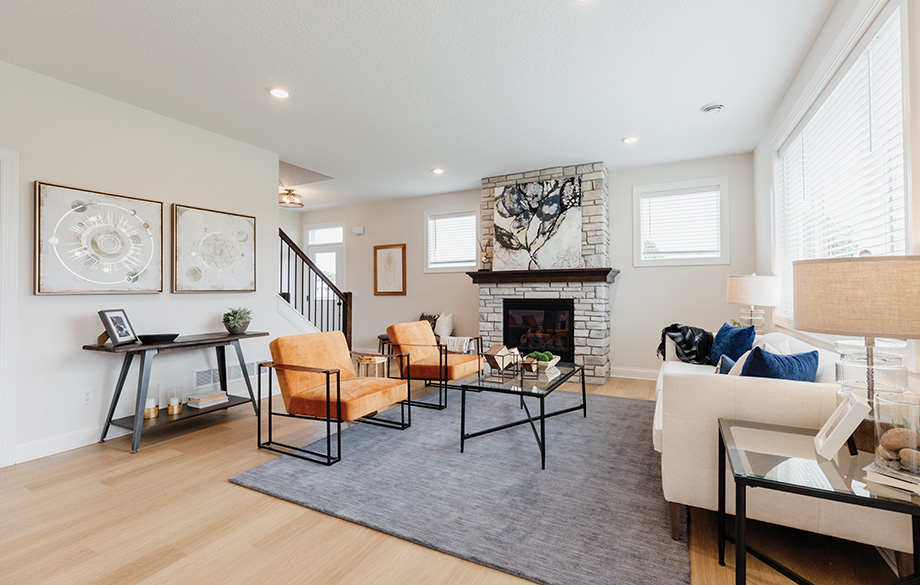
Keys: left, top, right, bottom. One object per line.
{"left": 424, "top": 209, "right": 479, "bottom": 273}
{"left": 770, "top": 1, "right": 910, "bottom": 331}
{"left": 304, "top": 222, "right": 346, "bottom": 290}
{"left": 632, "top": 176, "right": 730, "bottom": 267}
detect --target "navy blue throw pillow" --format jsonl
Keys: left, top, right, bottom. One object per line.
{"left": 716, "top": 355, "right": 735, "bottom": 374}
{"left": 740, "top": 347, "right": 819, "bottom": 382}
{"left": 710, "top": 323, "right": 755, "bottom": 366}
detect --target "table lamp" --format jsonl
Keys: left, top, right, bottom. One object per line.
{"left": 793, "top": 254, "right": 920, "bottom": 451}
{"left": 726, "top": 274, "right": 780, "bottom": 333}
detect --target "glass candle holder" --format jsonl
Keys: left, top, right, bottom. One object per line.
{"left": 167, "top": 388, "right": 182, "bottom": 415}
{"left": 874, "top": 391, "right": 920, "bottom": 479}
{"left": 144, "top": 396, "right": 159, "bottom": 419}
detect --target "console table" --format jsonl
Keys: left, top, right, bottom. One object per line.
{"left": 84, "top": 331, "right": 268, "bottom": 453}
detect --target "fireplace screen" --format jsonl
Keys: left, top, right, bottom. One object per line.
{"left": 502, "top": 298, "right": 575, "bottom": 363}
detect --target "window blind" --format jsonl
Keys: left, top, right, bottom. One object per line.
{"left": 775, "top": 9, "right": 905, "bottom": 320}
{"left": 427, "top": 211, "right": 476, "bottom": 268}
{"left": 639, "top": 189, "right": 721, "bottom": 260}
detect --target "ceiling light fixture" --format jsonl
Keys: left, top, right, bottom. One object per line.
{"left": 621, "top": 136, "right": 640, "bottom": 144}
{"left": 702, "top": 102, "right": 725, "bottom": 114}
{"left": 278, "top": 189, "right": 303, "bottom": 208}
{"left": 268, "top": 88, "right": 290, "bottom": 99}
{"left": 432, "top": 168, "right": 445, "bottom": 175}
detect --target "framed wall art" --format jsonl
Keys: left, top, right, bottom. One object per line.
{"left": 172, "top": 204, "right": 255, "bottom": 293}
{"left": 374, "top": 244, "right": 406, "bottom": 295}
{"left": 34, "top": 182, "right": 163, "bottom": 295}
{"left": 493, "top": 176, "right": 583, "bottom": 271}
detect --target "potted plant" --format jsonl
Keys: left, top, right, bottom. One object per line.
{"left": 222, "top": 307, "right": 252, "bottom": 334}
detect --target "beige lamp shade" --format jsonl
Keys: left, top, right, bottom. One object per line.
{"left": 726, "top": 274, "right": 780, "bottom": 307}
{"left": 793, "top": 256, "right": 920, "bottom": 339}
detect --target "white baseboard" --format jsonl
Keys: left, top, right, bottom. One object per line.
{"left": 14, "top": 425, "right": 130, "bottom": 464}
{"left": 609, "top": 366, "right": 659, "bottom": 381}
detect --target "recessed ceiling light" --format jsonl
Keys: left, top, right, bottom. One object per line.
{"left": 621, "top": 136, "right": 640, "bottom": 144}
{"left": 432, "top": 168, "right": 445, "bottom": 175}
{"left": 702, "top": 102, "right": 725, "bottom": 114}
{"left": 268, "top": 88, "right": 290, "bottom": 99}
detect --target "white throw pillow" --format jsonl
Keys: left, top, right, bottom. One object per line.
{"left": 434, "top": 312, "right": 454, "bottom": 338}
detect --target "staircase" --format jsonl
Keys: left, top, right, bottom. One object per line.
{"left": 279, "top": 229, "right": 352, "bottom": 347}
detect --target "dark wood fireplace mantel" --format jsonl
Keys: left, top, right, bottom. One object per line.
{"left": 466, "top": 267, "right": 619, "bottom": 284}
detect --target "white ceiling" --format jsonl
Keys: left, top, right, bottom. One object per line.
{"left": 0, "top": 0, "right": 834, "bottom": 210}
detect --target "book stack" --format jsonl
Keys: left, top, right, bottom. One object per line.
{"left": 186, "top": 391, "right": 229, "bottom": 409}
{"left": 864, "top": 461, "right": 920, "bottom": 496}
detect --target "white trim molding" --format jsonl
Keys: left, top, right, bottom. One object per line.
{"left": 0, "top": 149, "right": 19, "bottom": 467}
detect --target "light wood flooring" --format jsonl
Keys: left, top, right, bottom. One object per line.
{"left": 0, "top": 377, "right": 893, "bottom": 584}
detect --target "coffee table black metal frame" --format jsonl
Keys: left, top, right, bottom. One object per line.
{"left": 457, "top": 363, "right": 586, "bottom": 469}
{"left": 717, "top": 418, "right": 920, "bottom": 585}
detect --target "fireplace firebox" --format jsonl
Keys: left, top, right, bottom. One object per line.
{"left": 502, "top": 299, "right": 575, "bottom": 363}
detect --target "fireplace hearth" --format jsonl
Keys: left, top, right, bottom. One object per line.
{"left": 503, "top": 299, "right": 575, "bottom": 363}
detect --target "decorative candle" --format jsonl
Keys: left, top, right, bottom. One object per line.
{"left": 146, "top": 398, "right": 156, "bottom": 409}
{"left": 169, "top": 397, "right": 179, "bottom": 406}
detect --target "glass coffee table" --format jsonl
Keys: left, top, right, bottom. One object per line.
{"left": 718, "top": 418, "right": 920, "bottom": 585}
{"left": 454, "top": 363, "right": 586, "bottom": 469}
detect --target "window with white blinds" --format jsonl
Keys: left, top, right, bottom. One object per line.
{"left": 632, "top": 176, "right": 730, "bottom": 267}
{"left": 775, "top": 8, "right": 905, "bottom": 322}
{"left": 426, "top": 210, "right": 477, "bottom": 270}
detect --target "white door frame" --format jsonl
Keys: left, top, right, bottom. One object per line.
{"left": 0, "top": 149, "right": 19, "bottom": 467}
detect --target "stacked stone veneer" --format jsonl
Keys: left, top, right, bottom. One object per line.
{"left": 478, "top": 163, "right": 611, "bottom": 385}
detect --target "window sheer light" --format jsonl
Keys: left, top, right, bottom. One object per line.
{"left": 775, "top": 9, "right": 905, "bottom": 322}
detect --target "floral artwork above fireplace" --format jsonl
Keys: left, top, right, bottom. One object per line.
{"left": 493, "top": 177, "right": 583, "bottom": 270}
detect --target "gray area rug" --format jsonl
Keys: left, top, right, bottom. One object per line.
{"left": 231, "top": 391, "right": 689, "bottom": 585}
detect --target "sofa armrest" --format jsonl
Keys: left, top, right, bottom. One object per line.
{"left": 659, "top": 365, "right": 839, "bottom": 509}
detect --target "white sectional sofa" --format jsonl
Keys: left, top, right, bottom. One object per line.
{"left": 653, "top": 330, "right": 912, "bottom": 553}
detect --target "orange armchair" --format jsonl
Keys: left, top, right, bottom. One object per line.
{"left": 259, "top": 330, "right": 411, "bottom": 465}
{"left": 386, "top": 321, "right": 483, "bottom": 410}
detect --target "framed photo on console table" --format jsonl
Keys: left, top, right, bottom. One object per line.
{"left": 374, "top": 244, "right": 406, "bottom": 296}
{"left": 98, "top": 309, "right": 138, "bottom": 346}
{"left": 172, "top": 204, "right": 256, "bottom": 293}
{"left": 34, "top": 182, "right": 163, "bottom": 295}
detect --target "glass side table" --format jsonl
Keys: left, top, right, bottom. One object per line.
{"left": 717, "top": 418, "right": 920, "bottom": 585}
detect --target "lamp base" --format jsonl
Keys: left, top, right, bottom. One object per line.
{"left": 739, "top": 308, "right": 764, "bottom": 333}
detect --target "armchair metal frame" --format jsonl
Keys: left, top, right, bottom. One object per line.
{"left": 389, "top": 337, "right": 483, "bottom": 411}
{"left": 257, "top": 351, "right": 411, "bottom": 466}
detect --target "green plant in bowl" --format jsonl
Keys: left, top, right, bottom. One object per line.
{"left": 223, "top": 307, "right": 252, "bottom": 334}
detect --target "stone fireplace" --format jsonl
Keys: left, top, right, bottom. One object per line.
{"left": 473, "top": 162, "right": 615, "bottom": 385}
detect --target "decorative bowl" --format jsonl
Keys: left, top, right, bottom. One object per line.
{"left": 138, "top": 333, "right": 179, "bottom": 344}
{"left": 536, "top": 356, "right": 561, "bottom": 369}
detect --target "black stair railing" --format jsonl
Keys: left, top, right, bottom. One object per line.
{"left": 279, "top": 229, "right": 352, "bottom": 348}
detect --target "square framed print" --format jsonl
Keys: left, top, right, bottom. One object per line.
{"left": 172, "top": 204, "right": 256, "bottom": 293}
{"left": 374, "top": 244, "right": 406, "bottom": 295}
{"left": 814, "top": 393, "right": 870, "bottom": 459}
{"left": 34, "top": 182, "right": 163, "bottom": 295}
{"left": 98, "top": 309, "right": 138, "bottom": 346}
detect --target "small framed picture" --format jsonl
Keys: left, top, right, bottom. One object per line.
{"left": 374, "top": 244, "right": 406, "bottom": 296}
{"left": 814, "top": 392, "right": 871, "bottom": 459}
{"left": 98, "top": 309, "right": 138, "bottom": 346}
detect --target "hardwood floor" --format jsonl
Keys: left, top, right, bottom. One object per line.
{"left": 0, "top": 377, "right": 893, "bottom": 584}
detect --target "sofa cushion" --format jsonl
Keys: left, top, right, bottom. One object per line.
{"left": 740, "top": 346, "right": 819, "bottom": 382}
{"left": 710, "top": 323, "right": 755, "bottom": 365}
{"left": 728, "top": 340, "right": 790, "bottom": 376}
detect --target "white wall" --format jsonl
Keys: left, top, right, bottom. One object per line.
{"left": 608, "top": 153, "right": 756, "bottom": 378}
{"left": 302, "top": 189, "right": 481, "bottom": 351}
{"left": 0, "top": 61, "right": 302, "bottom": 462}
{"left": 279, "top": 207, "right": 303, "bottom": 241}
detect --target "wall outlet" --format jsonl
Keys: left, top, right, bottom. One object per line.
{"left": 81, "top": 388, "right": 94, "bottom": 405}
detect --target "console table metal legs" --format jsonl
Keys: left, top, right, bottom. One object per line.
{"left": 97, "top": 339, "right": 260, "bottom": 453}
